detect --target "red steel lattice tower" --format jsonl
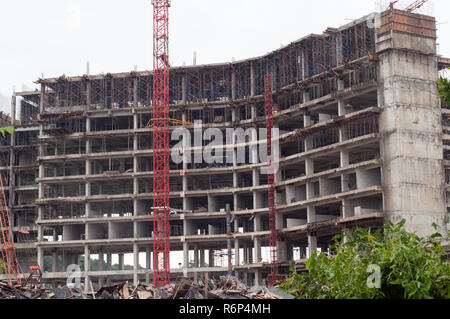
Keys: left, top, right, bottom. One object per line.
{"left": 264, "top": 73, "right": 279, "bottom": 285}
{"left": 0, "top": 174, "right": 23, "bottom": 286}
{"left": 151, "top": 0, "right": 171, "bottom": 287}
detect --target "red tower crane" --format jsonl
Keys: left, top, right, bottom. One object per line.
{"left": 264, "top": 73, "right": 279, "bottom": 285}
{"left": 151, "top": 0, "right": 171, "bottom": 287}
{"left": 0, "top": 174, "right": 23, "bottom": 286}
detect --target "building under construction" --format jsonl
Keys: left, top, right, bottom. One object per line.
{"left": 1, "top": 8, "right": 450, "bottom": 287}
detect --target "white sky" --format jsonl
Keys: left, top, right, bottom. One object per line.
{"left": 1, "top": 0, "right": 449, "bottom": 114}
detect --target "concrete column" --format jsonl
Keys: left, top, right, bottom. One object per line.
{"left": 52, "top": 251, "right": 57, "bottom": 272}
{"left": 307, "top": 206, "right": 316, "bottom": 223}
{"left": 183, "top": 242, "right": 189, "bottom": 270}
{"left": 307, "top": 235, "right": 317, "bottom": 258}
{"left": 253, "top": 238, "right": 261, "bottom": 263}
{"left": 133, "top": 78, "right": 138, "bottom": 107}
{"left": 208, "top": 249, "right": 214, "bottom": 268}
{"left": 234, "top": 238, "right": 240, "bottom": 266}
{"left": 200, "top": 249, "right": 205, "bottom": 267}
{"left": 11, "top": 93, "right": 16, "bottom": 125}
{"left": 146, "top": 246, "right": 152, "bottom": 269}
{"left": 255, "top": 270, "right": 262, "bottom": 286}
{"left": 231, "top": 72, "right": 236, "bottom": 100}
{"left": 107, "top": 253, "right": 112, "bottom": 271}
{"left": 193, "top": 244, "right": 199, "bottom": 267}
{"left": 243, "top": 243, "right": 249, "bottom": 264}
{"left": 119, "top": 254, "right": 124, "bottom": 271}
{"left": 207, "top": 194, "right": 215, "bottom": 212}
{"left": 61, "top": 250, "right": 66, "bottom": 272}
{"left": 133, "top": 243, "right": 139, "bottom": 284}
{"left": 181, "top": 76, "right": 187, "bottom": 103}
{"left": 84, "top": 246, "right": 90, "bottom": 292}
{"left": 252, "top": 168, "right": 259, "bottom": 186}
{"left": 254, "top": 214, "right": 261, "bottom": 232}
{"left": 99, "top": 252, "right": 104, "bottom": 271}
{"left": 250, "top": 63, "right": 256, "bottom": 97}
{"left": 37, "top": 247, "right": 43, "bottom": 269}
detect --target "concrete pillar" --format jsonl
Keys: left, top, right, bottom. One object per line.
{"left": 200, "top": 249, "right": 205, "bottom": 267}
{"left": 254, "top": 214, "right": 261, "bottom": 232}
{"left": 253, "top": 238, "right": 261, "bottom": 263}
{"left": 307, "top": 206, "right": 316, "bottom": 223}
{"left": 61, "top": 250, "right": 66, "bottom": 272}
{"left": 243, "top": 243, "right": 249, "bottom": 264}
{"left": 37, "top": 247, "right": 43, "bottom": 270}
{"left": 119, "top": 254, "right": 124, "bottom": 271}
{"left": 250, "top": 63, "right": 256, "bottom": 97}
{"left": 52, "top": 251, "right": 57, "bottom": 272}
{"left": 208, "top": 249, "right": 214, "bottom": 268}
{"left": 183, "top": 242, "right": 189, "bottom": 270}
{"left": 231, "top": 72, "right": 236, "bottom": 100}
{"left": 193, "top": 244, "right": 199, "bottom": 267}
{"left": 107, "top": 253, "right": 112, "bottom": 271}
{"left": 11, "top": 93, "right": 16, "bottom": 125}
{"left": 255, "top": 270, "right": 262, "bottom": 286}
{"left": 307, "top": 235, "right": 317, "bottom": 258}
{"left": 98, "top": 252, "right": 104, "bottom": 271}
{"left": 182, "top": 76, "right": 187, "bottom": 103}
{"left": 133, "top": 243, "right": 139, "bottom": 284}
{"left": 234, "top": 238, "right": 240, "bottom": 266}
{"left": 377, "top": 11, "right": 446, "bottom": 236}
{"left": 146, "top": 246, "right": 152, "bottom": 269}
{"left": 84, "top": 246, "right": 90, "bottom": 292}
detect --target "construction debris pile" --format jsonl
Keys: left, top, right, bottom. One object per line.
{"left": 0, "top": 276, "right": 293, "bottom": 300}
{"left": 0, "top": 282, "right": 84, "bottom": 299}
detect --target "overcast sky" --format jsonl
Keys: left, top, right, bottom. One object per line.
{"left": 0, "top": 0, "right": 449, "bottom": 115}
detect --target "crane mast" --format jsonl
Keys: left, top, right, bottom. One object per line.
{"left": 151, "top": 0, "right": 171, "bottom": 287}
{"left": 390, "top": 0, "right": 430, "bottom": 12}
{"left": 0, "top": 174, "right": 23, "bottom": 286}
{"left": 406, "top": 0, "right": 429, "bottom": 12}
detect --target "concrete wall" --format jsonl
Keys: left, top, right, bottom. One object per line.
{"left": 377, "top": 15, "right": 446, "bottom": 236}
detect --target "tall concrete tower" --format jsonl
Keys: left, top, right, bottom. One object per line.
{"left": 377, "top": 9, "right": 446, "bottom": 236}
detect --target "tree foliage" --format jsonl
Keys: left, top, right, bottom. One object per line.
{"left": 278, "top": 220, "right": 450, "bottom": 299}
{"left": 439, "top": 68, "right": 450, "bottom": 105}
{"left": 0, "top": 258, "right": 4, "bottom": 275}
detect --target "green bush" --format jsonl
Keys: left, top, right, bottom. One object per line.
{"left": 0, "top": 258, "right": 4, "bottom": 275}
{"left": 439, "top": 68, "right": 450, "bottom": 105}
{"left": 278, "top": 220, "right": 450, "bottom": 299}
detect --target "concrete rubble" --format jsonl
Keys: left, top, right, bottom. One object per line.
{"left": 0, "top": 276, "right": 293, "bottom": 299}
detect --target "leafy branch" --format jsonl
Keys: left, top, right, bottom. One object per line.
{"left": 278, "top": 220, "right": 450, "bottom": 299}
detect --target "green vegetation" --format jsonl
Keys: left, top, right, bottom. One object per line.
{"left": 438, "top": 68, "right": 450, "bottom": 105}
{"left": 0, "top": 126, "right": 14, "bottom": 137}
{"left": 278, "top": 220, "right": 450, "bottom": 299}
{"left": 0, "top": 258, "right": 4, "bottom": 274}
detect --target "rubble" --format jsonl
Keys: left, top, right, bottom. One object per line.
{"left": 0, "top": 282, "right": 84, "bottom": 299}
{"left": 0, "top": 276, "right": 292, "bottom": 299}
